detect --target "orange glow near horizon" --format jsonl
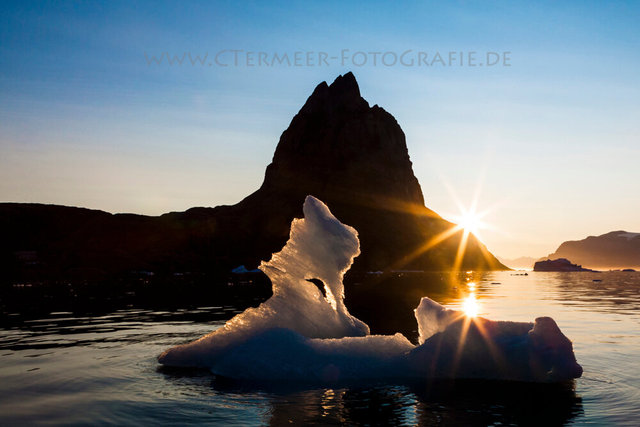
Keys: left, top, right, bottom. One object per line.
{"left": 384, "top": 170, "right": 504, "bottom": 271}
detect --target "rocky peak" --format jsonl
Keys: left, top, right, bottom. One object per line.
{"left": 263, "top": 72, "right": 425, "bottom": 207}
{"left": 300, "top": 72, "right": 369, "bottom": 115}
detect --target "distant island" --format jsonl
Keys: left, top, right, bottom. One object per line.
{"left": 0, "top": 73, "right": 506, "bottom": 288}
{"left": 546, "top": 231, "right": 640, "bottom": 270}
{"left": 534, "top": 258, "right": 596, "bottom": 272}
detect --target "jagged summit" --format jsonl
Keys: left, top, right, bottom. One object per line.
{"left": 300, "top": 72, "right": 368, "bottom": 115}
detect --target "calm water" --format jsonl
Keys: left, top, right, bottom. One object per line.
{"left": 1, "top": 271, "right": 639, "bottom": 425}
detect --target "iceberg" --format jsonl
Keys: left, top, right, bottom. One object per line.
{"left": 158, "top": 196, "right": 368, "bottom": 368}
{"left": 408, "top": 301, "right": 583, "bottom": 382}
{"left": 159, "top": 196, "right": 582, "bottom": 383}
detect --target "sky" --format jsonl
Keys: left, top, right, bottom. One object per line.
{"left": 1, "top": 1, "right": 639, "bottom": 259}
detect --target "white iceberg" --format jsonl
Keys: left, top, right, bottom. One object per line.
{"left": 159, "top": 196, "right": 582, "bottom": 383}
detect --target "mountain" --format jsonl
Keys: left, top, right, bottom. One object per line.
{"left": 0, "top": 72, "right": 506, "bottom": 283}
{"left": 546, "top": 231, "right": 640, "bottom": 269}
{"left": 497, "top": 256, "right": 538, "bottom": 270}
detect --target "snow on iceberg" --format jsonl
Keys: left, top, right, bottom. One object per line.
{"left": 159, "top": 196, "right": 582, "bottom": 383}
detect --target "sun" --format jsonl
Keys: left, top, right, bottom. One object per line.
{"left": 453, "top": 208, "right": 488, "bottom": 238}
{"left": 458, "top": 210, "right": 483, "bottom": 235}
{"left": 383, "top": 174, "right": 503, "bottom": 272}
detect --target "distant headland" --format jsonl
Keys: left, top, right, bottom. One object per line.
{"left": 545, "top": 231, "right": 640, "bottom": 270}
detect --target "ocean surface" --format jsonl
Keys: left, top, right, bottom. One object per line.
{"left": 1, "top": 271, "right": 639, "bottom": 425}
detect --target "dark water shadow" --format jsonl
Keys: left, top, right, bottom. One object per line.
{"left": 158, "top": 366, "right": 583, "bottom": 426}
{"left": 346, "top": 271, "right": 489, "bottom": 342}
{"left": 408, "top": 379, "right": 583, "bottom": 426}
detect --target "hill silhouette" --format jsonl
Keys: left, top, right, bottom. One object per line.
{"left": 1, "top": 72, "right": 505, "bottom": 284}
{"left": 546, "top": 231, "right": 640, "bottom": 269}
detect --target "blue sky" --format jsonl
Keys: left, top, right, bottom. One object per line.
{"left": 1, "top": 1, "right": 639, "bottom": 258}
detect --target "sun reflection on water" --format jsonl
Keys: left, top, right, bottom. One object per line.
{"left": 462, "top": 294, "right": 479, "bottom": 318}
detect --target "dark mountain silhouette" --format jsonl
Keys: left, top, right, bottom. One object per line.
{"left": 1, "top": 72, "right": 505, "bottom": 284}
{"left": 546, "top": 231, "right": 640, "bottom": 269}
